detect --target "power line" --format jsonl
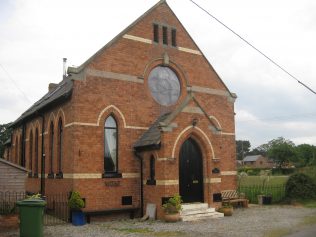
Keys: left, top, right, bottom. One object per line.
{"left": 0, "top": 64, "right": 31, "bottom": 102}
{"left": 189, "top": 0, "right": 316, "bottom": 95}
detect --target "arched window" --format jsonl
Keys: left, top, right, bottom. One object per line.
{"left": 103, "top": 115, "right": 120, "bottom": 177}
{"left": 150, "top": 155, "right": 155, "bottom": 181}
{"left": 34, "top": 128, "right": 39, "bottom": 177}
{"left": 19, "top": 136, "right": 23, "bottom": 166}
{"left": 48, "top": 122, "right": 54, "bottom": 178}
{"left": 146, "top": 155, "right": 156, "bottom": 185}
{"left": 29, "top": 131, "right": 33, "bottom": 177}
{"left": 15, "top": 137, "right": 18, "bottom": 164}
{"left": 57, "top": 118, "right": 63, "bottom": 178}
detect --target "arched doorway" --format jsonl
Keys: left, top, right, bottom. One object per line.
{"left": 179, "top": 137, "right": 204, "bottom": 203}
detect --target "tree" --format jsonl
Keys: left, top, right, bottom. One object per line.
{"left": 295, "top": 144, "right": 316, "bottom": 167}
{"left": 0, "top": 123, "right": 12, "bottom": 158}
{"left": 236, "top": 140, "right": 251, "bottom": 160}
{"left": 267, "top": 138, "right": 296, "bottom": 168}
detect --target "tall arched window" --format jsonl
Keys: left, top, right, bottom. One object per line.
{"left": 150, "top": 155, "right": 155, "bottom": 181}
{"left": 57, "top": 118, "right": 63, "bottom": 178}
{"left": 146, "top": 155, "right": 156, "bottom": 185}
{"left": 15, "top": 137, "right": 18, "bottom": 164}
{"left": 29, "top": 131, "right": 33, "bottom": 177}
{"left": 34, "top": 128, "right": 39, "bottom": 177}
{"left": 103, "top": 115, "right": 119, "bottom": 177}
{"left": 19, "top": 136, "right": 23, "bottom": 166}
{"left": 48, "top": 122, "right": 54, "bottom": 178}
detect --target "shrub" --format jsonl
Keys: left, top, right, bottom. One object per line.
{"left": 285, "top": 173, "right": 316, "bottom": 199}
{"left": 68, "top": 191, "right": 85, "bottom": 210}
{"left": 162, "top": 194, "right": 182, "bottom": 214}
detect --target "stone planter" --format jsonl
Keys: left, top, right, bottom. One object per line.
{"left": 258, "top": 195, "right": 264, "bottom": 205}
{"left": 164, "top": 212, "right": 181, "bottom": 222}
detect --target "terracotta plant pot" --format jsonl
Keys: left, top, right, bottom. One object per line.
{"left": 164, "top": 212, "right": 181, "bottom": 222}
{"left": 219, "top": 207, "right": 233, "bottom": 216}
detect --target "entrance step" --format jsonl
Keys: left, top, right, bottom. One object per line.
{"left": 181, "top": 203, "right": 224, "bottom": 221}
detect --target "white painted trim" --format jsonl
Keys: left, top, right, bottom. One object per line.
{"left": 65, "top": 122, "right": 98, "bottom": 128}
{"left": 156, "top": 180, "right": 179, "bottom": 185}
{"left": 189, "top": 86, "right": 230, "bottom": 97}
{"left": 157, "top": 157, "right": 175, "bottom": 161}
{"left": 171, "top": 125, "right": 215, "bottom": 159}
{"left": 122, "top": 173, "right": 140, "bottom": 178}
{"left": 123, "top": 34, "right": 152, "bottom": 44}
{"left": 86, "top": 68, "right": 143, "bottom": 84}
{"left": 123, "top": 34, "right": 202, "bottom": 56}
{"left": 178, "top": 47, "right": 202, "bottom": 55}
{"left": 182, "top": 106, "right": 203, "bottom": 114}
{"left": 221, "top": 171, "right": 237, "bottom": 176}
{"left": 125, "top": 126, "right": 148, "bottom": 130}
{"left": 64, "top": 105, "right": 148, "bottom": 130}
{"left": 209, "top": 116, "right": 222, "bottom": 130}
{"left": 204, "top": 178, "right": 222, "bottom": 183}
{"left": 221, "top": 132, "right": 235, "bottom": 136}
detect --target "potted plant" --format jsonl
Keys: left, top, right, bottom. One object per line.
{"left": 68, "top": 191, "right": 85, "bottom": 226}
{"left": 162, "top": 194, "right": 182, "bottom": 222}
{"left": 218, "top": 202, "right": 233, "bottom": 216}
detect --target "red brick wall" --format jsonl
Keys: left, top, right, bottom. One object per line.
{"left": 9, "top": 2, "right": 236, "bottom": 220}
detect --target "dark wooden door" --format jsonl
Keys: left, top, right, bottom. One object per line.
{"left": 179, "top": 138, "right": 203, "bottom": 203}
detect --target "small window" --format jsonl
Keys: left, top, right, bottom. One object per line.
{"left": 162, "top": 26, "right": 168, "bottom": 45}
{"left": 153, "top": 24, "right": 159, "bottom": 43}
{"left": 28, "top": 131, "right": 33, "bottom": 177}
{"left": 57, "top": 118, "right": 63, "bottom": 178}
{"left": 171, "top": 29, "right": 177, "bottom": 47}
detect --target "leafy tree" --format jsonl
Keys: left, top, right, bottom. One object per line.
{"left": 0, "top": 123, "right": 12, "bottom": 158}
{"left": 236, "top": 140, "right": 251, "bottom": 160}
{"left": 267, "top": 138, "right": 296, "bottom": 168}
{"left": 295, "top": 144, "right": 316, "bottom": 167}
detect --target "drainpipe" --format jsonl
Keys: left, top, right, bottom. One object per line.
{"left": 134, "top": 151, "right": 144, "bottom": 217}
{"left": 40, "top": 114, "right": 45, "bottom": 196}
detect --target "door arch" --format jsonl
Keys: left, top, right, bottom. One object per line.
{"left": 179, "top": 137, "right": 204, "bottom": 203}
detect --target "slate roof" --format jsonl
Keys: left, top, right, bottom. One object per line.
{"left": 11, "top": 78, "right": 73, "bottom": 127}
{"left": 133, "top": 113, "right": 171, "bottom": 151}
{"left": 243, "top": 155, "right": 262, "bottom": 162}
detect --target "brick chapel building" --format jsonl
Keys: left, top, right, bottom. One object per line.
{"left": 6, "top": 0, "right": 237, "bottom": 219}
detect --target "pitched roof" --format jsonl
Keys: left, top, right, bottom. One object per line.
{"left": 134, "top": 93, "right": 222, "bottom": 151}
{"left": 133, "top": 112, "right": 171, "bottom": 151}
{"left": 243, "top": 155, "right": 262, "bottom": 162}
{"left": 11, "top": 78, "right": 73, "bottom": 127}
{"left": 66, "top": 1, "right": 235, "bottom": 99}
{"left": 0, "top": 158, "right": 28, "bottom": 172}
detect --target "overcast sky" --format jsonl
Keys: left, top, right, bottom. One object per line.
{"left": 0, "top": 0, "right": 315, "bottom": 149}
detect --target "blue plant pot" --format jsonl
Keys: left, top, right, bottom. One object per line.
{"left": 71, "top": 210, "right": 85, "bottom": 226}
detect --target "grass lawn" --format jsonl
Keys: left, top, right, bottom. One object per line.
{"left": 239, "top": 175, "right": 289, "bottom": 186}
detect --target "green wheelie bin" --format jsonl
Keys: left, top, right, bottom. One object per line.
{"left": 17, "top": 198, "right": 46, "bottom": 237}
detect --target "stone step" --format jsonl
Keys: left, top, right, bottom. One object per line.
{"left": 182, "top": 211, "right": 224, "bottom": 222}
{"left": 181, "top": 207, "right": 216, "bottom": 216}
{"left": 181, "top": 203, "right": 209, "bottom": 211}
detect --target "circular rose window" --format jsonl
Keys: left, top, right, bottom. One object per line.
{"left": 148, "top": 66, "right": 180, "bottom": 106}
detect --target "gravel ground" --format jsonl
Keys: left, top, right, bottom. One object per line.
{"left": 1, "top": 205, "right": 316, "bottom": 237}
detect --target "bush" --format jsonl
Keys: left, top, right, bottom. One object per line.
{"left": 68, "top": 191, "right": 85, "bottom": 210}
{"left": 285, "top": 173, "right": 316, "bottom": 199}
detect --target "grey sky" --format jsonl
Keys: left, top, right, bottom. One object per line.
{"left": 0, "top": 0, "right": 315, "bottom": 149}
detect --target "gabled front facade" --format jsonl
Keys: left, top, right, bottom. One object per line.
{"left": 7, "top": 0, "right": 237, "bottom": 219}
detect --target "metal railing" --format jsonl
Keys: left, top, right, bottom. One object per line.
{"left": 0, "top": 191, "right": 69, "bottom": 225}
{"left": 238, "top": 184, "right": 286, "bottom": 204}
